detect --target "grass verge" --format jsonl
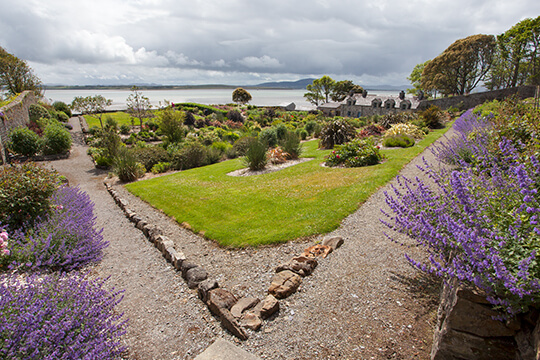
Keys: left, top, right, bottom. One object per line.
{"left": 126, "top": 126, "right": 450, "bottom": 247}
{"left": 84, "top": 112, "right": 134, "bottom": 128}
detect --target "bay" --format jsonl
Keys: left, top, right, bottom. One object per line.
{"left": 43, "top": 88, "right": 401, "bottom": 111}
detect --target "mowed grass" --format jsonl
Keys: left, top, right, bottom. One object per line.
{"left": 126, "top": 126, "right": 450, "bottom": 247}
{"left": 84, "top": 112, "right": 134, "bottom": 128}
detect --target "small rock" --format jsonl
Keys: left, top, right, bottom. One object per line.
{"left": 276, "top": 256, "right": 317, "bottom": 277}
{"left": 322, "top": 236, "right": 344, "bottom": 250}
{"left": 269, "top": 270, "right": 302, "bottom": 299}
{"left": 181, "top": 261, "right": 199, "bottom": 279}
{"left": 136, "top": 220, "right": 148, "bottom": 231}
{"left": 302, "top": 244, "right": 332, "bottom": 258}
{"left": 241, "top": 312, "right": 262, "bottom": 331}
{"left": 207, "top": 289, "right": 238, "bottom": 315}
{"left": 181, "top": 222, "right": 192, "bottom": 231}
{"left": 231, "top": 297, "right": 260, "bottom": 318}
{"left": 252, "top": 295, "right": 279, "bottom": 319}
{"left": 185, "top": 267, "right": 208, "bottom": 289}
{"left": 198, "top": 279, "right": 219, "bottom": 303}
{"left": 172, "top": 250, "right": 186, "bottom": 271}
{"left": 219, "top": 308, "right": 248, "bottom": 340}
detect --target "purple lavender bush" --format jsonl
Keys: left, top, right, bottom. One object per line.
{"left": 6, "top": 186, "right": 107, "bottom": 272}
{"left": 0, "top": 272, "right": 126, "bottom": 359}
{"left": 383, "top": 114, "right": 540, "bottom": 316}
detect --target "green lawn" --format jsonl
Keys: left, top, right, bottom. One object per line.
{"left": 126, "top": 126, "right": 450, "bottom": 247}
{"left": 84, "top": 112, "right": 134, "bottom": 128}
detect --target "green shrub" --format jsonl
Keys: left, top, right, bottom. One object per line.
{"left": 233, "top": 136, "right": 256, "bottom": 157}
{"left": 151, "top": 162, "right": 171, "bottom": 174}
{"left": 119, "top": 124, "right": 130, "bottom": 135}
{"left": 384, "top": 123, "right": 424, "bottom": 139}
{"left": 52, "top": 101, "right": 72, "bottom": 117}
{"left": 42, "top": 123, "right": 72, "bottom": 155}
{"left": 275, "top": 124, "right": 288, "bottom": 140}
{"left": 305, "top": 120, "right": 318, "bottom": 135}
{"left": 211, "top": 141, "right": 232, "bottom": 155}
{"left": 243, "top": 138, "right": 268, "bottom": 171}
{"left": 113, "top": 148, "right": 146, "bottom": 182}
{"left": 420, "top": 105, "right": 443, "bottom": 129}
{"left": 104, "top": 116, "right": 118, "bottom": 132}
{"left": 131, "top": 146, "right": 170, "bottom": 172}
{"left": 280, "top": 131, "right": 302, "bottom": 159}
{"left": 28, "top": 104, "right": 50, "bottom": 122}
{"left": 383, "top": 134, "right": 415, "bottom": 148}
{"left": 299, "top": 129, "right": 308, "bottom": 140}
{"left": 56, "top": 111, "right": 69, "bottom": 122}
{"left": 379, "top": 113, "right": 416, "bottom": 129}
{"left": 94, "top": 154, "right": 114, "bottom": 168}
{"left": 171, "top": 142, "right": 208, "bottom": 170}
{"left": 259, "top": 128, "right": 278, "bottom": 148}
{"left": 318, "top": 119, "right": 356, "bottom": 149}
{"left": 325, "top": 138, "right": 383, "bottom": 168}
{"left": 0, "top": 162, "right": 61, "bottom": 229}
{"left": 9, "top": 127, "right": 41, "bottom": 157}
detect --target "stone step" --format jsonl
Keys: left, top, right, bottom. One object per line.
{"left": 194, "top": 338, "right": 262, "bottom": 360}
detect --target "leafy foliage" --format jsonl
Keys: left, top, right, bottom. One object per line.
{"left": 0, "top": 163, "right": 61, "bottom": 230}
{"left": 0, "top": 46, "right": 42, "bottom": 96}
{"left": 244, "top": 138, "right": 268, "bottom": 171}
{"left": 113, "top": 148, "right": 146, "bottom": 182}
{"left": 0, "top": 272, "right": 126, "bottom": 359}
{"left": 8, "top": 126, "right": 41, "bottom": 156}
{"left": 42, "top": 122, "right": 72, "bottom": 155}
{"left": 131, "top": 146, "right": 170, "bottom": 171}
{"left": 318, "top": 119, "right": 356, "bottom": 149}
{"left": 325, "top": 138, "right": 383, "bottom": 167}
{"left": 232, "top": 88, "right": 252, "bottom": 104}
{"left": 71, "top": 95, "right": 112, "bottom": 129}
{"left": 383, "top": 134, "right": 415, "bottom": 148}
{"left": 280, "top": 131, "right": 302, "bottom": 159}
{"left": 384, "top": 123, "right": 424, "bottom": 139}
{"left": 126, "top": 86, "right": 153, "bottom": 129}
{"left": 28, "top": 104, "right": 50, "bottom": 122}
{"left": 419, "top": 105, "right": 444, "bottom": 129}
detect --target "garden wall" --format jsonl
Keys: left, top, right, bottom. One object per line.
{"left": 0, "top": 91, "right": 37, "bottom": 163}
{"left": 431, "top": 279, "right": 540, "bottom": 360}
{"left": 418, "top": 85, "right": 538, "bottom": 111}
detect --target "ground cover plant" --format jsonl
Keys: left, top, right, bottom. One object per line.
{"left": 383, "top": 98, "right": 540, "bottom": 317}
{"left": 0, "top": 163, "right": 126, "bottom": 358}
{"left": 126, "top": 125, "right": 449, "bottom": 247}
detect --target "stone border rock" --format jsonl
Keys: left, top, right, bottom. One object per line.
{"left": 105, "top": 182, "right": 344, "bottom": 340}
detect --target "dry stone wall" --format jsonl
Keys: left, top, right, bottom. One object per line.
{"left": 0, "top": 91, "right": 37, "bottom": 162}
{"left": 418, "top": 85, "right": 538, "bottom": 111}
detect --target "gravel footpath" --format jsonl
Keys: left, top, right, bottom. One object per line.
{"left": 45, "top": 117, "right": 451, "bottom": 360}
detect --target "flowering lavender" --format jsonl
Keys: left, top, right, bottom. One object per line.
{"left": 8, "top": 186, "right": 108, "bottom": 272}
{"left": 0, "top": 272, "right": 127, "bottom": 359}
{"left": 383, "top": 138, "right": 540, "bottom": 316}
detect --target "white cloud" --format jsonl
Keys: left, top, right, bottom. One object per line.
{"left": 238, "top": 55, "right": 282, "bottom": 69}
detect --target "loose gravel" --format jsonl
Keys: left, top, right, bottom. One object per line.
{"left": 44, "top": 117, "right": 451, "bottom": 360}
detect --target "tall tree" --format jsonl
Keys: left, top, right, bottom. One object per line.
{"left": 0, "top": 47, "right": 42, "bottom": 96}
{"left": 422, "top": 34, "right": 496, "bottom": 96}
{"left": 486, "top": 16, "right": 540, "bottom": 89}
{"left": 126, "top": 86, "right": 152, "bottom": 130}
{"left": 304, "top": 80, "right": 324, "bottom": 106}
{"left": 330, "top": 80, "right": 363, "bottom": 102}
{"left": 232, "top": 88, "right": 252, "bottom": 105}
{"left": 407, "top": 60, "right": 433, "bottom": 97}
{"left": 71, "top": 95, "right": 112, "bottom": 129}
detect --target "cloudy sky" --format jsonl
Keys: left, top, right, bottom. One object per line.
{"left": 1, "top": 0, "right": 539, "bottom": 87}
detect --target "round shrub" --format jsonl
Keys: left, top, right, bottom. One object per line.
{"left": 0, "top": 272, "right": 126, "bottom": 359}
{"left": 318, "top": 119, "right": 356, "bottom": 149}
{"left": 42, "top": 123, "right": 72, "bottom": 155}
{"left": 325, "top": 138, "right": 383, "bottom": 167}
{"left": 305, "top": 120, "right": 317, "bottom": 135}
{"left": 383, "top": 134, "right": 415, "bottom": 148}
{"left": 299, "top": 129, "right": 308, "bottom": 140}
{"left": 130, "top": 146, "right": 170, "bottom": 172}
{"left": 119, "top": 124, "right": 131, "bottom": 135}
{"left": 28, "top": 104, "right": 50, "bottom": 122}
{"left": 52, "top": 101, "right": 72, "bottom": 117}
{"left": 226, "top": 110, "right": 243, "bottom": 123}
{"left": 170, "top": 142, "right": 208, "bottom": 170}
{"left": 9, "top": 126, "right": 41, "bottom": 157}
{"left": 0, "top": 163, "right": 61, "bottom": 230}
{"left": 259, "top": 128, "right": 278, "bottom": 148}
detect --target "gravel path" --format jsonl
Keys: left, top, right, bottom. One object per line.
{"left": 45, "top": 117, "right": 451, "bottom": 360}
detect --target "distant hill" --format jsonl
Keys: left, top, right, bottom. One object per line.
{"left": 254, "top": 79, "right": 315, "bottom": 89}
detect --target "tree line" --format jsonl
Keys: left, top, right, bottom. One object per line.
{"left": 409, "top": 16, "right": 540, "bottom": 98}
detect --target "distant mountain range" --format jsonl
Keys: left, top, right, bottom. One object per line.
{"left": 44, "top": 79, "right": 410, "bottom": 91}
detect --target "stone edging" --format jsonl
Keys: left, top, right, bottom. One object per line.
{"left": 104, "top": 182, "right": 343, "bottom": 340}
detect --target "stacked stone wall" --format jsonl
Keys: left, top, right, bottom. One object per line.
{"left": 0, "top": 91, "right": 37, "bottom": 162}
{"left": 418, "top": 85, "right": 537, "bottom": 111}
